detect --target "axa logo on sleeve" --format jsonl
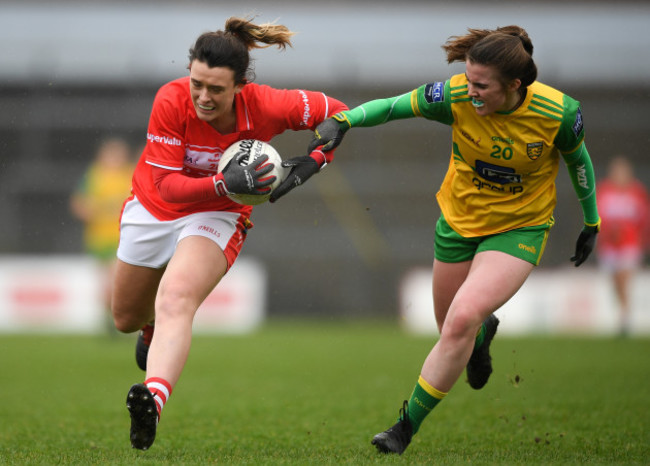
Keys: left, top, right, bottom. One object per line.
{"left": 576, "top": 163, "right": 589, "bottom": 189}
{"left": 424, "top": 82, "right": 445, "bottom": 104}
{"left": 147, "top": 133, "right": 182, "bottom": 146}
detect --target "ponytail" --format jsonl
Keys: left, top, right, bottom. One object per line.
{"left": 189, "top": 17, "right": 296, "bottom": 84}
{"left": 224, "top": 17, "right": 294, "bottom": 51}
{"left": 442, "top": 25, "right": 537, "bottom": 88}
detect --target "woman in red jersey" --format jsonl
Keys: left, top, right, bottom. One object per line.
{"left": 112, "top": 17, "right": 347, "bottom": 450}
{"left": 597, "top": 155, "right": 650, "bottom": 336}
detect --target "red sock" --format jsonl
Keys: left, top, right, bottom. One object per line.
{"left": 145, "top": 377, "right": 172, "bottom": 419}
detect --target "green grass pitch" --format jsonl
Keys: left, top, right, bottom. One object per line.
{"left": 1, "top": 321, "right": 649, "bottom": 464}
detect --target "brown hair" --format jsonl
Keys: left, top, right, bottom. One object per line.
{"left": 188, "top": 17, "right": 295, "bottom": 84}
{"left": 442, "top": 25, "right": 537, "bottom": 88}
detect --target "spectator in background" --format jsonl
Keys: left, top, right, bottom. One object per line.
{"left": 596, "top": 155, "right": 650, "bottom": 336}
{"left": 69, "top": 137, "right": 134, "bottom": 330}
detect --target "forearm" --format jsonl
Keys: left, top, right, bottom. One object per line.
{"left": 562, "top": 142, "right": 600, "bottom": 227}
{"left": 339, "top": 91, "right": 417, "bottom": 128}
{"left": 152, "top": 166, "right": 218, "bottom": 203}
{"left": 324, "top": 95, "right": 349, "bottom": 120}
{"left": 306, "top": 90, "right": 418, "bottom": 155}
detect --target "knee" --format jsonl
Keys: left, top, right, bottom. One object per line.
{"left": 112, "top": 317, "right": 141, "bottom": 334}
{"left": 155, "top": 287, "right": 197, "bottom": 323}
{"left": 111, "top": 304, "right": 146, "bottom": 334}
{"left": 442, "top": 305, "right": 483, "bottom": 342}
{"left": 111, "top": 298, "right": 153, "bottom": 333}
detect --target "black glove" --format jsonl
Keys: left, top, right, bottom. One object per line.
{"left": 307, "top": 115, "right": 349, "bottom": 152}
{"left": 220, "top": 153, "right": 276, "bottom": 195}
{"left": 570, "top": 225, "right": 599, "bottom": 267}
{"left": 269, "top": 155, "right": 319, "bottom": 203}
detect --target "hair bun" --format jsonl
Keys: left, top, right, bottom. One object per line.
{"left": 495, "top": 25, "right": 533, "bottom": 56}
{"left": 517, "top": 33, "right": 534, "bottom": 56}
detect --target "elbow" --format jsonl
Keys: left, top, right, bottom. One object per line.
{"left": 153, "top": 179, "right": 174, "bottom": 203}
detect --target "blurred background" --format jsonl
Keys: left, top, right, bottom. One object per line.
{"left": 1, "top": 0, "right": 649, "bottom": 333}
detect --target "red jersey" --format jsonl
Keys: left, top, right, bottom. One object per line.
{"left": 597, "top": 179, "right": 650, "bottom": 250}
{"left": 132, "top": 77, "right": 347, "bottom": 221}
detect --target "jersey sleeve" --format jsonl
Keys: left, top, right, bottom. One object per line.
{"left": 339, "top": 91, "right": 417, "bottom": 127}
{"left": 257, "top": 85, "right": 348, "bottom": 132}
{"left": 339, "top": 80, "right": 454, "bottom": 128}
{"left": 561, "top": 141, "right": 600, "bottom": 227}
{"left": 144, "top": 86, "right": 187, "bottom": 170}
{"left": 151, "top": 166, "right": 218, "bottom": 203}
{"left": 556, "top": 97, "right": 599, "bottom": 226}
{"left": 555, "top": 95, "right": 584, "bottom": 154}
{"left": 411, "top": 81, "right": 455, "bottom": 125}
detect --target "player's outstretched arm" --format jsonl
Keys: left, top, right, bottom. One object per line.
{"left": 307, "top": 92, "right": 417, "bottom": 153}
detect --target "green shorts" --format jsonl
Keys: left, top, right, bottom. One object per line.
{"left": 434, "top": 215, "right": 553, "bottom": 265}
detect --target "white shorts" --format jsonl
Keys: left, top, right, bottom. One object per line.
{"left": 598, "top": 246, "right": 643, "bottom": 272}
{"left": 117, "top": 196, "right": 247, "bottom": 269}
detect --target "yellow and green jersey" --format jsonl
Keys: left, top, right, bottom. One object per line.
{"left": 75, "top": 163, "right": 134, "bottom": 259}
{"left": 337, "top": 73, "right": 598, "bottom": 237}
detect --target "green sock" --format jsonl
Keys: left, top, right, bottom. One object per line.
{"left": 406, "top": 376, "right": 447, "bottom": 434}
{"left": 474, "top": 322, "right": 486, "bottom": 350}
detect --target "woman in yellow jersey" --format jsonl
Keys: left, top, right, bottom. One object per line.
{"left": 291, "top": 26, "right": 601, "bottom": 455}
{"left": 70, "top": 137, "right": 135, "bottom": 327}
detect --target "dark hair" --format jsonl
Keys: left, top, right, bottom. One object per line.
{"left": 188, "top": 17, "right": 295, "bottom": 84}
{"left": 442, "top": 25, "right": 537, "bottom": 88}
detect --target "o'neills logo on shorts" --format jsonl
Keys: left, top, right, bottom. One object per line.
{"left": 147, "top": 133, "right": 182, "bottom": 146}
{"left": 518, "top": 243, "right": 537, "bottom": 254}
{"left": 198, "top": 225, "right": 221, "bottom": 237}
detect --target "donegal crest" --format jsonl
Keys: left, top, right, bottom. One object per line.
{"left": 526, "top": 142, "right": 544, "bottom": 160}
